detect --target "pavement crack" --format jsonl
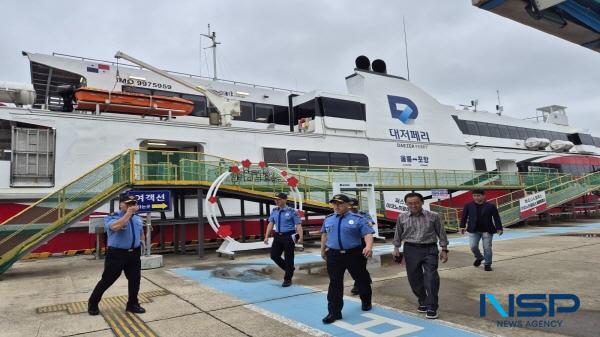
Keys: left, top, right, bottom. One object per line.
{"left": 142, "top": 274, "right": 254, "bottom": 337}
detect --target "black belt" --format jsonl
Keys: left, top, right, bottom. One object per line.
{"left": 108, "top": 246, "right": 140, "bottom": 253}
{"left": 274, "top": 231, "right": 295, "bottom": 236}
{"left": 404, "top": 242, "right": 437, "bottom": 247}
{"left": 327, "top": 246, "right": 362, "bottom": 254}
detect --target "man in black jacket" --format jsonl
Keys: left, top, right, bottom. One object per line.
{"left": 459, "top": 190, "right": 503, "bottom": 271}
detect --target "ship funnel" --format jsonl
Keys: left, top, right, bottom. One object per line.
{"left": 372, "top": 59, "right": 387, "bottom": 74}
{"left": 355, "top": 55, "right": 371, "bottom": 71}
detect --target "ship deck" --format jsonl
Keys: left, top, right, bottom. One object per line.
{"left": 1, "top": 220, "right": 599, "bottom": 337}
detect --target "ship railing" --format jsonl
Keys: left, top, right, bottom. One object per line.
{"left": 51, "top": 52, "right": 304, "bottom": 94}
{"left": 0, "top": 150, "right": 131, "bottom": 273}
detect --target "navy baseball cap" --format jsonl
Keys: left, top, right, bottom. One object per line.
{"left": 349, "top": 197, "right": 359, "bottom": 206}
{"left": 329, "top": 194, "right": 351, "bottom": 203}
{"left": 119, "top": 193, "right": 136, "bottom": 203}
{"left": 275, "top": 192, "right": 288, "bottom": 199}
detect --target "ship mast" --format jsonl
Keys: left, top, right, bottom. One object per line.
{"left": 201, "top": 24, "right": 220, "bottom": 81}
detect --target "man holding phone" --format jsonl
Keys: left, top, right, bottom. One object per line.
{"left": 88, "top": 193, "right": 146, "bottom": 315}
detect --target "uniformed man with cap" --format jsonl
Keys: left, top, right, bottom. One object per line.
{"left": 88, "top": 193, "right": 146, "bottom": 315}
{"left": 321, "top": 194, "right": 375, "bottom": 324}
{"left": 349, "top": 197, "right": 374, "bottom": 296}
{"left": 264, "top": 192, "right": 302, "bottom": 287}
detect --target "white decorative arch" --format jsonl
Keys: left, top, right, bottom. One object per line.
{"left": 204, "top": 161, "right": 303, "bottom": 257}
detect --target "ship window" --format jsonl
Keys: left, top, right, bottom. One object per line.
{"left": 488, "top": 124, "right": 500, "bottom": 138}
{"left": 533, "top": 129, "right": 545, "bottom": 139}
{"left": 508, "top": 126, "right": 520, "bottom": 139}
{"left": 451, "top": 116, "right": 468, "bottom": 133}
{"left": 477, "top": 123, "right": 490, "bottom": 137}
{"left": 350, "top": 154, "right": 369, "bottom": 167}
{"left": 182, "top": 94, "right": 207, "bottom": 117}
{"left": 293, "top": 99, "right": 317, "bottom": 125}
{"left": 287, "top": 151, "right": 309, "bottom": 165}
{"left": 330, "top": 152, "right": 350, "bottom": 167}
{"left": 497, "top": 125, "right": 509, "bottom": 139}
{"left": 320, "top": 97, "right": 365, "bottom": 120}
{"left": 273, "top": 105, "right": 290, "bottom": 126}
{"left": 579, "top": 133, "right": 594, "bottom": 145}
{"left": 516, "top": 127, "right": 528, "bottom": 139}
{"left": 153, "top": 90, "right": 181, "bottom": 98}
{"left": 234, "top": 101, "right": 254, "bottom": 122}
{"left": 254, "top": 104, "right": 274, "bottom": 123}
{"left": 263, "top": 148, "right": 286, "bottom": 165}
{"left": 309, "top": 151, "right": 330, "bottom": 166}
{"left": 466, "top": 121, "right": 478, "bottom": 135}
{"left": 473, "top": 158, "right": 487, "bottom": 171}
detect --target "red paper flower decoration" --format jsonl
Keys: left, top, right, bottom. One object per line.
{"left": 287, "top": 176, "right": 299, "bottom": 187}
{"left": 241, "top": 159, "right": 251, "bottom": 168}
{"left": 216, "top": 225, "right": 232, "bottom": 238}
{"left": 208, "top": 196, "right": 218, "bottom": 204}
{"left": 230, "top": 166, "right": 240, "bottom": 173}
{"left": 281, "top": 170, "right": 288, "bottom": 177}
{"left": 258, "top": 161, "right": 267, "bottom": 168}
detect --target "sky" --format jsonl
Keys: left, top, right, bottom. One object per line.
{"left": 2, "top": 0, "right": 599, "bottom": 135}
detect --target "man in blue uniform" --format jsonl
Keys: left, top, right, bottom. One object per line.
{"left": 264, "top": 192, "right": 302, "bottom": 287}
{"left": 349, "top": 197, "right": 374, "bottom": 296}
{"left": 320, "top": 194, "right": 374, "bottom": 324}
{"left": 88, "top": 194, "right": 146, "bottom": 315}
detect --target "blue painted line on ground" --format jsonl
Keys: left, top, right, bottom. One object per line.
{"left": 173, "top": 223, "right": 600, "bottom": 336}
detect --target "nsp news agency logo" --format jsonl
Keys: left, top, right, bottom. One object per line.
{"left": 480, "top": 293, "right": 580, "bottom": 328}
{"left": 387, "top": 95, "right": 418, "bottom": 124}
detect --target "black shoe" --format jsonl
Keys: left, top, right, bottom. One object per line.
{"left": 282, "top": 279, "right": 292, "bottom": 287}
{"left": 473, "top": 258, "right": 483, "bottom": 267}
{"left": 426, "top": 309, "right": 438, "bottom": 319}
{"left": 351, "top": 285, "right": 359, "bottom": 295}
{"left": 417, "top": 305, "right": 427, "bottom": 313}
{"left": 361, "top": 303, "right": 372, "bottom": 311}
{"left": 322, "top": 313, "right": 342, "bottom": 324}
{"left": 88, "top": 304, "right": 99, "bottom": 316}
{"left": 126, "top": 304, "right": 146, "bottom": 314}
{"left": 484, "top": 265, "right": 493, "bottom": 271}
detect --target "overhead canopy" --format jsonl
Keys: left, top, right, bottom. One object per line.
{"left": 473, "top": 0, "right": 600, "bottom": 53}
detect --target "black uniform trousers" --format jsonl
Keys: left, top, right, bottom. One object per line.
{"left": 89, "top": 246, "right": 141, "bottom": 307}
{"left": 403, "top": 243, "right": 440, "bottom": 310}
{"left": 326, "top": 247, "right": 372, "bottom": 315}
{"left": 353, "top": 238, "right": 372, "bottom": 287}
{"left": 270, "top": 231, "right": 295, "bottom": 281}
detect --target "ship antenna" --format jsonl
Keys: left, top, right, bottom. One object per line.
{"left": 403, "top": 16, "right": 410, "bottom": 81}
{"left": 201, "top": 24, "right": 221, "bottom": 81}
{"left": 496, "top": 89, "right": 503, "bottom": 116}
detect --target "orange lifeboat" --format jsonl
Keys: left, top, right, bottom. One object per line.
{"left": 74, "top": 87, "right": 194, "bottom": 116}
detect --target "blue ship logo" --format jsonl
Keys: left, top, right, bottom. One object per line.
{"left": 388, "top": 95, "right": 418, "bottom": 124}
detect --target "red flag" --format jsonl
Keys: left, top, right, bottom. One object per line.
{"left": 208, "top": 196, "right": 218, "bottom": 204}
{"left": 97, "top": 64, "right": 110, "bottom": 70}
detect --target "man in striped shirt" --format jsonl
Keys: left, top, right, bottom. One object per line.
{"left": 392, "top": 192, "right": 449, "bottom": 319}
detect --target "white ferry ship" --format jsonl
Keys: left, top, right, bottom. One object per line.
{"left": 0, "top": 50, "right": 598, "bottom": 253}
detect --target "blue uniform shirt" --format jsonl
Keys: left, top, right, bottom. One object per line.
{"left": 320, "top": 211, "right": 374, "bottom": 250}
{"left": 268, "top": 206, "right": 301, "bottom": 233}
{"left": 104, "top": 211, "right": 143, "bottom": 249}
{"left": 357, "top": 210, "right": 375, "bottom": 225}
